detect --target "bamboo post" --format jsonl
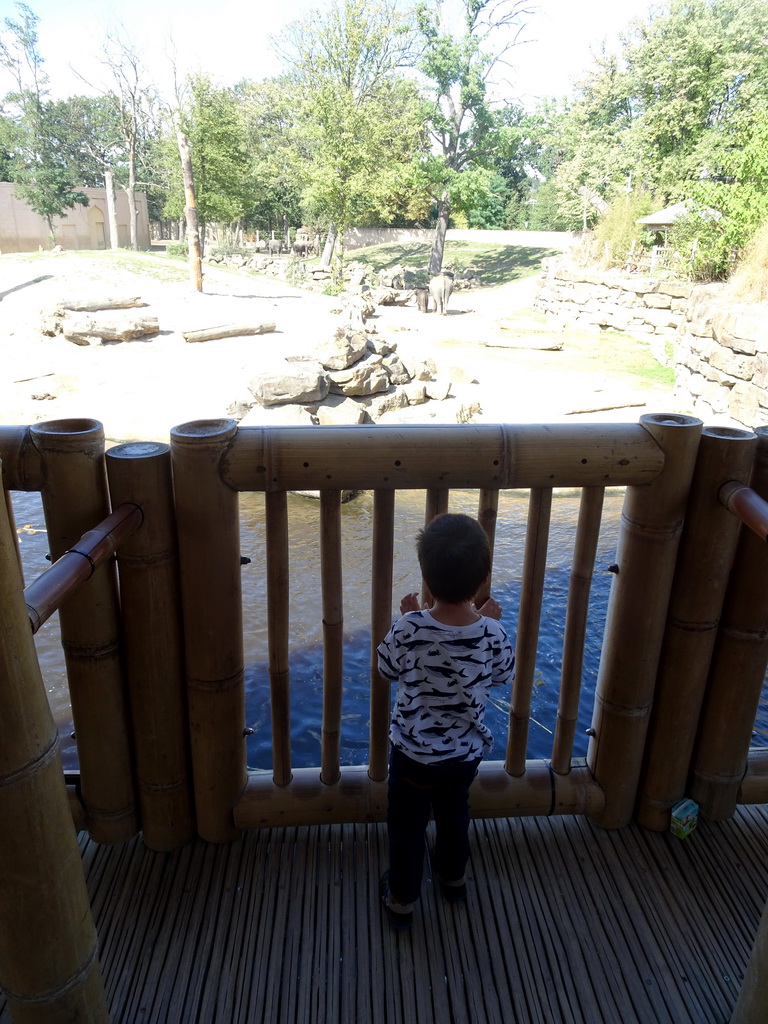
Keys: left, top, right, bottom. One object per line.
{"left": 320, "top": 490, "right": 343, "bottom": 785}
{"left": 369, "top": 489, "right": 395, "bottom": 782}
{"left": 636, "top": 427, "right": 755, "bottom": 830}
{"left": 506, "top": 487, "right": 552, "bottom": 776}
{"left": 689, "top": 425, "right": 768, "bottom": 820}
{"left": 730, "top": 897, "right": 768, "bottom": 1024}
{"left": 0, "top": 459, "right": 109, "bottom": 1023}
{"left": 4, "top": 484, "right": 22, "bottom": 579}
{"left": 170, "top": 419, "right": 245, "bottom": 843}
{"left": 587, "top": 413, "right": 703, "bottom": 828}
{"left": 476, "top": 487, "right": 499, "bottom": 606}
{"left": 551, "top": 486, "right": 605, "bottom": 774}
{"left": 30, "top": 417, "right": 138, "bottom": 844}
{"left": 106, "top": 442, "right": 195, "bottom": 851}
{"left": 0, "top": 425, "right": 43, "bottom": 491}
{"left": 422, "top": 487, "right": 449, "bottom": 605}
{"left": 265, "top": 489, "right": 292, "bottom": 786}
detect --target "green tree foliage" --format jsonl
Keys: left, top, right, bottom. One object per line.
{"left": 277, "top": 0, "right": 426, "bottom": 277}
{"left": 169, "top": 74, "right": 254, "bottom": 248}
{"left": 0, "top": 3, "right": 87, "bottom": 239}
{"left": 414, "top": 0, "right": 533, "bottom": 270}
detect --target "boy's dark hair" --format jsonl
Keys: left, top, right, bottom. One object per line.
{"left": 417, "top": 513, "right": 491, "bottom": 603}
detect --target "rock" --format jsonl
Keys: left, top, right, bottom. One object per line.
{"left": 446, "top": 365, "right": 478, "bottom": 385}
{"left": 402, "top": 382, "right": 427, "bottom": 405}
{"left": 366, "top": 337, "right": 397, "bottom": 357}
{"left": 382, "top": 354, "right": 411, "bottom": 385}
{"left": 238, "top": 403, "right": 316, "bottom": 426}
{"left": 315, "top": 395, "right": 367, "bottom": 425}
{"left": 366, "top": 389, "right": 410, "bottom": 421}
{"left": 248, "top": 359, "right": 330, "bottom": 406}
{"left": 328, "top": 354, "right": 390, "bottom": 396}
{"left": 379, "top": 264, "right": 405, "bottom": 289}
{"left": 425, "top": 378, "right": 452, "bottom": 401}
{"left": 401, "top": 356, "right": 437, "bottom": 382}
{"left": 316, "top": 326, "right": 369, "bottom": 370}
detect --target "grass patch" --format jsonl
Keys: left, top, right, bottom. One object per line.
{"left": 348, "top": 240, "right": 558, "bottom": 287}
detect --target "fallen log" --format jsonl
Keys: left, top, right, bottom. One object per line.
{"left": 58, "top": 295, "right": 144, "bottom": 311}
{"left": 62, "top": 313, "right": 159, "bottom": 346}
{"left": 182, "top": 321, "right": 276, "bottom": 343}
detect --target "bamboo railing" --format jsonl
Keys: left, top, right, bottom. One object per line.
{"left": 6, "top": 411, "right": 768, "bottom": 1020}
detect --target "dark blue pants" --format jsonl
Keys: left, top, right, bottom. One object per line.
{"left": 386, "top": 745, "right": 481, "bottom": 905}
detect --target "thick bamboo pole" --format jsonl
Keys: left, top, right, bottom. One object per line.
{"left": 24, "top": 503, "right": 144, "bottom": 633}
{"left": 506, "top": 487, "right": 552, "bottom": 776}
{"left": 233, "top": 760, "right": 604, "bottom": 829}
{"left": 730, "top": 897, "right": 768, "bottom": 1024}
{"left": 265, "top": 489, "right": 292, "bottom": 787}
{"left": 422, "top": 487, "right": 449, "bottom": 605}
{"left": 4, "top": 484, "right": 22, "bottom": 579}
{"left": 106, "top": 442, "right": 195, "bottom": 851}
{"left": 0, "top": 424, "right": 43, "bottom": 491}
{"left": 170, "top": 418, "right": 245, "bottom": 843}
{"left": 320, "top": 489, "right": 343, "bottom": 785}
{"left": 636, "top": 427, "right": 755, "bottom": 831}
{"left": 551, "top": 486, "right": 605, "bottom": 774}
{"left": 369, "top": 489, "right": 395, "bottom": 782}
{"left": 222, "top": 423, "right": 665, "bottom": 492}
{"left": 587, "top": 413, "right": 703, "bottom": 828}
{"left": 739, "top": 750, "right": 768, "bottom": 804}
{"left": 476, "top": 487, "right": 499, "bottom": 606}
{"left": 0, "top": 460, "right": 108, "bottom": 1023}
{"left": 689, "top": 425, "right": 768, "bottom": 820}
{"left": 719, "top": 480, "right": 768, "bottom": 541}
{"left": 30, "top": 417, "right": 137, "bottom": 844}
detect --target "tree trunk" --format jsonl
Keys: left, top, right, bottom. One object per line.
{"left": 104, "top": 168, "right": 119, "bottom": 249}
{"left": 177, "top": 132, "right": 203, "bottom": 293}
{"left": 126, "top": 136, "right": 138, "bottom": 250}
{"left": 428, "top": 194, "right": 450, "bottom": 275}
{"left": 321, "top": 221, "right": 337, "bottom": 269}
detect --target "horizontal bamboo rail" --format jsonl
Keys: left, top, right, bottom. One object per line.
{"left": 720, "top": 480, "right": 768, "bottom": 541}
{"left": 24, "top": 503, "right": 144, "bottom": 633}
{"left": 219, "top": 422, "right": 666, "bottom": 492}
{"left": 233, "top": 761, "right": 604, "bottom": 829}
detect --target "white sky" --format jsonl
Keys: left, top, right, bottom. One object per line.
{"left": 2, "top": 0, "right": 657, "bottom": 106}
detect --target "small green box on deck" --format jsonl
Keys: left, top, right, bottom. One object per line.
{"left": 670, "top": 798, "right": 699, "bottom": 839}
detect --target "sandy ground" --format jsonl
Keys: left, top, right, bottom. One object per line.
{"left": 1, "top": 251, "right": 679, "bottom": 446}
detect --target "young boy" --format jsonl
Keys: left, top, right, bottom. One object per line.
{"left": 377, "top": 512, "right": 515, "bottom": 930}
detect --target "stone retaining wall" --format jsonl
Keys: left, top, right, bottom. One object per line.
{"left": 535, "top": 257, "right": 768, "bottom": 430}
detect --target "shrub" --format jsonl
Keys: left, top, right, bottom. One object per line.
{"left": 594, "top": 191, "right": 655, "bottom": 268}
{"left": 166, "top": 241, "right": 188, "bottom": 258}
{"left": 729, "top": 221, "right": 768, "bottom": 302}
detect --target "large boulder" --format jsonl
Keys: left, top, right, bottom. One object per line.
{"left": 248, "top": 358, "right": 329, "bottom": 406}
{"left": 238, "top": 404, "right": 316, "bottom": 427}
{"left": 328, "top": 354, "right": 391, "bottom": 396}
{"left": 316, "top": 326, "right": 369, "bottom": 370}
{"left": 315, "top": 395, "right": 368, "bottom": 425}
{"left": 382, "top": 354, "right": 411, "bottom": 385}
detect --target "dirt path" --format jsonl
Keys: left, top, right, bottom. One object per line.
{"left": 1, "top": 252, "right": 677, "bottom": 445}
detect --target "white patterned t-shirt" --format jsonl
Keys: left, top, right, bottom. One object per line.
{"left": 377, "top": 609, "right": 515, "bottom": 765}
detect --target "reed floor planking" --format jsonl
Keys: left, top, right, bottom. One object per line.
{"left": 1, "top": 806, "right": 767, "bottom": 1023}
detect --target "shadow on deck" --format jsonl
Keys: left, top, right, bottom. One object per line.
{"left": 3, "top": 806, "right": 765, "bottom": 1024}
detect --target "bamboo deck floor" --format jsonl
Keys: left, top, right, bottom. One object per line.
{"left": 2, "top": 805, "right": 767, "bottom": 1024}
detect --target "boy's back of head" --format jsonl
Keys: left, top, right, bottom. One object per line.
{"left": 417, "top": 513, "right": 491, "bottom": 604}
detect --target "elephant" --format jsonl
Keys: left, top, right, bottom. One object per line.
{"left": 267, "top": 239, "right": 282, "bottom": 255}
{"left": 415, "top": 287, "right": 430, "bottom": 313}
{"left": 429, "top": 271, "right": 454, "bottom": 315}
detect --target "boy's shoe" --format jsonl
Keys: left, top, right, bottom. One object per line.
{"left": 380, "top": 872, "right": 414, "bottom": 930}
{"left": 437, "top": 875, "right": 467, "bottom": 903}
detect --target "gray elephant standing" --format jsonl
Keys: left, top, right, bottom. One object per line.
{"left": 429, "top": 271, "right": 454, "bottom": 315}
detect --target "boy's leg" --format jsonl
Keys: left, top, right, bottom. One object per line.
{"left": 431, "top": 757, "right": 481, "bottom": 886}
{"left": 386, "top": 747, "right": 433, "bottom": 905}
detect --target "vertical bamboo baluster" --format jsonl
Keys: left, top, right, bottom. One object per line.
{"left": 637, "top": 427, "right": 756, "bottom": 830}
{"left": 320, "top": 490, "right": 343, "bottom": 785}
{"left": 369, "top": 489, "right": 395, "bottom": 782}
{"left": 476, "top": 487, "right": 499, "bottom": 605}
{"left": 506, "top": 487, "right": 552, "bottom": 776}
{"left": 422, "top": 487, "right": 449, "bottom": 605}
{"left": 266, "top": 489, "right": 292, "bottom": 786}
{"left": 106, "top": 442, "right": 195, "bottom": 851}
{"left": 30, "top": 417, "right": 137, "bottom": 844}
{"left": 551, "top": 486, "right": 605, "bottom": 774}
{"left": 587, "top": 413, "right": 702, "bottom": 828}
{"left": 0, "top": 460, "right": 109, "bottom": 1023}
{"left": 170, "top": 418, "right": 245, "bottom": 843}
{"left": 689, "top": 425, "right": 768, "bottom": 820}
{"left": 4, "top": 485, "right": 23, "bottom": 578}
